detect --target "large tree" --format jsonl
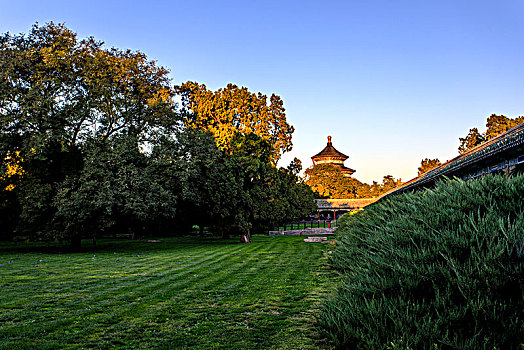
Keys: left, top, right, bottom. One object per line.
{"left": 207, "top": 133, "right": 315, "bottom": 243}
{"left": 53, "top": 135, "right": 179, "bottom": 248}
{"left": 177, "top": 82, "right": 294, "bottom": 164}
{"left": 157, "top": 129, "right": 235, "bottom": 235}
{"left": 0, "top": 22, "right": 177, "bottom": 148}
{"left": 304, "top": 164, "right": 403, "bottom": 199}
{"left": 0, "top": 22, "right": 178, "bottom": 247}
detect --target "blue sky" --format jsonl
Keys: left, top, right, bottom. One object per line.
{"left": 2, "top": 0, "right": 523, "bottom": 183}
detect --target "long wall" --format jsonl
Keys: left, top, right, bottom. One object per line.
{"left": 315, "top": 198, "right": 377, "bottom": 211}
{"left": 382, "top": 122, "right": 524, "bottom": 198}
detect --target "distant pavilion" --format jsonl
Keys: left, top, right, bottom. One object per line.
{"left": 311, "top": 136, "right": 355, "bottom": 176}
{"left": 311, "top": 136, "right": 360, "bottom": 220}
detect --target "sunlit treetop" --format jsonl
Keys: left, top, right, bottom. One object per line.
{"left": 177, "top": 81, "right": 294, "bottom": 165}
{"left": 0, "top": 22, "right": 179, "bottom": 152}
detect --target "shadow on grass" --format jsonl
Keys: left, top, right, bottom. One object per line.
{"left": 0, "top": 235, "right": 246, "bottom": 255}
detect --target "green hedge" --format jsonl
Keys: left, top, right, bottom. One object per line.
{"left": 319, "top": 175, "right": 524, "bottom": 349}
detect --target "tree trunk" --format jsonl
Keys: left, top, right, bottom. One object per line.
{"left": 240, "top": 229, "right": 252, "bottom": 243}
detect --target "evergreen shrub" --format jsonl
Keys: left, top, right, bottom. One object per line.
{"left": 320, "top": 175, "right": 524, "bottom": 349}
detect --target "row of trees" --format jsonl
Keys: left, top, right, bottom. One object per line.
{"left": 415, "top": 114, "right": 524, "bottom": 179}
{"left": 0, "top": 23, "right": 316, "bottom": 248}
{"left": 458, "top": 114, "right": 524, "bottom": 154}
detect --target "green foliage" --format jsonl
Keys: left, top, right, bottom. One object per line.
{"left": 0, "top": 235, "right": 335, "bottom": 349}
{"left": 177, "top": 81, "right": 294, "bottom": 164}
{"left": 54, "top": 135, "right": 178, "bottom": 245}
{"left": 0, "top": 22, "right": 178, "bottom": 245}
{"left": 0, "top": 23, "right": 315, "bottom": 246}
{"left": 304, "top": 164, "right": 402, "bottom": 199}
{"left": 458, "top": 128, "right": 486, "bottom": 154}
{"left": 418, "top": 158, "right": 441, "bottom": 176}
{"left": 459, "top": 114, "right": 524, "bottom": 154}
{"left": 156, "top": 129, "right": 229, "bottom": 234}
{"left": 0, "top": 22, "right": 177, "bottom": 152}
{"left": 304, "top": 164, "right": 363, "bottom": 198}
{"left": 320, "top": 175, "right": 524, "bottom": 349}
{"left": 217, "top": 133, "right": 316, "bottom": 242}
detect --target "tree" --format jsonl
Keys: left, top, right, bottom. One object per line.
{"left": 204, "top": 133, "right": 315, "bottom": 243}
{"left": 303, "top": 164, "right": 403, "bottom": 199}
{"left": 156, "top": 129, "right": 234, "bottom": 236}
{"left": 304, "top": 164, "right": 363, "bottom": 199}
{"left": 0, "top": 22, "right": 178, "bottom": 247}
{"left": 418, "top": 158, "right": 441, "bottom": 176}
{"left": 458, "top": 114, "right": 524, "bottom": 154}
{"left": 222, "top": 133, "right": 277, "bottom": 243}
{"left": 276, "top": 164, "right": 317, "bottom": 223}
{"left": 0, "top": 23, "right": 176, "bottom": 147}
{"left": 286, "top": 157, "right": 302, "bottom": 176}
{"left": 177, "top": 82, "right": 294, "bottom": 164}
{"left": 53, "top": 135, "right": 179, "bottom": 249}
{"left": 360, "top": 175, "right": 402, "bottom": 198}
{"left": 379, "top": 175, "right": 402, "bottom": 193}
{"left": 485, "top": 114, "right": 524, "bottom": 140}
{"left": 458, "top": 128, "right": 486, "bottom": 154}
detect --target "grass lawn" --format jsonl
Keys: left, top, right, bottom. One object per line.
{"left": 0, "top": 235, "right": 337, "bottom": 349}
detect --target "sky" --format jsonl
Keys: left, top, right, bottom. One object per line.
{"left": 1, "top": 0, "right": 524, "bottom": 183}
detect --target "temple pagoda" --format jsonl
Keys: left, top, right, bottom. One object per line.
{"left": 311, "top": 136, "right": 355, "bottom": 176}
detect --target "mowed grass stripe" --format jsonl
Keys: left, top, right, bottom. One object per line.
{"left": 96, "top": 238, "right": 311, "bottom": 349}
{"left": 1, "top": 241, "right": 283, "bottom": 325}
{"left": 0, "top": 242, "right": 262, "bottom": 339}
{"left": 0, "top": 241, "right": 262, "bottom": 333}
{"left": 0, "top": 236, "right": 336, "bottom": 349}
{"left": 17, "top": 241, "right": 279, "bottom": 347}
{"left": 0, "top": 245, "right": 237, "bottom": 326}
{"left": 93, "top": 241, "right": 280, "bottom": 341}
{"left": 75, "top": 240, "right": 285, "bottom": 347}
{"left": 0, "top": 240, "right": 248, "bottom": 309}
{"left": 140, "top": 239, "right": 328, "bottom": 349}
{"left": 76, "top": 242, "right": 267, "bottom": 331}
